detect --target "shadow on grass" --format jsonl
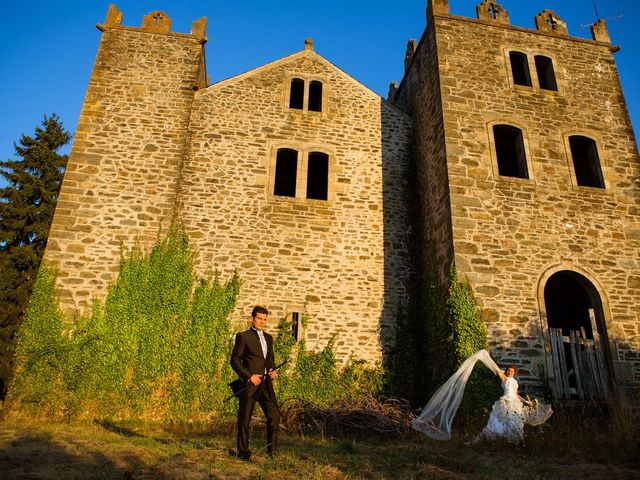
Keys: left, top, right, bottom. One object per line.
{"left": 0, "top": 430, "right": 160, "bottom": 480}
{"left": 2, "top": 415, "right": 639, "bottom": 480}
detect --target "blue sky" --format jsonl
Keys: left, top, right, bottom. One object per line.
{"left": 1, "top": 0, "right": 638, "bottom": 187}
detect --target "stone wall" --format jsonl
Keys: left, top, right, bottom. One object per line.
{"left": 395, "top": 24, "right": 454, "bottom": 284}
{"left": 405, "top": 6, "right": 640, "bottom": 399}
{"left": 44, "top": 8, "right": 206, "bottom": 312}
{"left": 178, "top": 48, "right": 412, "bottom": 361}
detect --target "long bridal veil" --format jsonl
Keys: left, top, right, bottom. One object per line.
{"left": 412, "top": 349, "right": 500, "bottom": 440}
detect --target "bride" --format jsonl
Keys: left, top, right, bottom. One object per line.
{"left": 412, "top": 350, "right": 553, "bottom": 442}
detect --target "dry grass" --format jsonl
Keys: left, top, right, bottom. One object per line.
{"left": 0, "top": 402, "right": 638, "bottom": 479}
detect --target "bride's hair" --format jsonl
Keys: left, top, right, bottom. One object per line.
{"left": 505, "top": 365, "right": 517, "bottom": 374}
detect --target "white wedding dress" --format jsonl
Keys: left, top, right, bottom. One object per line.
{"left": 412, "top": 349, "right": 553, "bottom": 441}
{"left": 481, "top": 375, "right": 553, "bottom": 442}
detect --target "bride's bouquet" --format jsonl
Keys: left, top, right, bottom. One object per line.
{"left": 522, "top": 395, "right": 552, "bottom": 426}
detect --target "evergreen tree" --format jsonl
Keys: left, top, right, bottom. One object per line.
{"left": 0, "top": 114, "right": 70, "bottom": 399}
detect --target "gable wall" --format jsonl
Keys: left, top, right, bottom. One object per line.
{"left": 177, "top": 52, "right": 412, "bottom": 361}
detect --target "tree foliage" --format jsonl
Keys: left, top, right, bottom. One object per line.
{"left": 0, "top": 114, "right": 70, "bottom": 399}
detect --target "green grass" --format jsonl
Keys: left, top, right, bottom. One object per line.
{"left": 0, "top": 413, "right": 638, "bottom": 480}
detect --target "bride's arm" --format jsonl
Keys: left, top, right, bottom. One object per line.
{"left": 497, "top": 371, "right": 506, "bottom": 382}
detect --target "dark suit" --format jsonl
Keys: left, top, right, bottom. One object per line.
{"left": 230, "top": 327, "right": 280, "bottom": 458}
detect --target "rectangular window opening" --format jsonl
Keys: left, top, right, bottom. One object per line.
{"left": 494, "top": 125, "right": 529, "bottom": 179}
{"left": 509, "top": 51, "right": 532, "bottom": 87}
{"left": 569, "top": 136, "right": 605, "bottom": 188}
{"left": 306, "top": 152, "right": 329, "bottom": 200}
{"left": 308, "top": 81, "right": 323, "bottom": 112}
{"left": 289, "top": 78, "right": 304, "bottom": 110}
{"left": 274, "top": 148, "right": 298, "bottom": 197}
{"left": 291, "top": 312, "right": 300, "bottom": 341}
{"left": 535, "top": 55, "right": 558, "bottom": 91}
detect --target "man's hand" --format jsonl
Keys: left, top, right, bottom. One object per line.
{"left": 268, "top": 368, "right": 278, "bottom": 379}
{"left": 250, "top": 374, "right": 263, "bottom": 386}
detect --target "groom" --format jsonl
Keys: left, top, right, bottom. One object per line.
{"left": 230, "top": 306, "right": 280, "bottom": 460}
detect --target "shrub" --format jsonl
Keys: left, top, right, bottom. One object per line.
{"left": 7, "top": 228, "right": 381, "bottom": 420}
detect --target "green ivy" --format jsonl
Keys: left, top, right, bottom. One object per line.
{"left": 273, "top": 318, "right": 382, "bottom": 406}
{"left": 387, "top": 257, "right": 497, "bottom": 423}
{"left": 7, "top": 228, "right": 380, "bottom": 420}
{"left": 7, "top": 227, "right": 240, "bottom": 420}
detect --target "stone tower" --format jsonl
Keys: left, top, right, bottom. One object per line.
{"left": 45, "top": 5, "right": 207, "bottom": 305}
{"left": 394, "top": 0, "right": 640, "bottom": 407}
{"left": 44, "top": 5, "right": 413, "bottom": 363}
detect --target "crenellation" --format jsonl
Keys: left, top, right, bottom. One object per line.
{"left": 535, "top": 9, "right": 568, "bottom": 36}
{"left": 141, "top": 10, "right": 172, "bottom": 33}
{"left": 476, "top": 0, "right": 510, "bottom": 25}
{"left": 103, "top": 4, "right": 122, "bottom": 28}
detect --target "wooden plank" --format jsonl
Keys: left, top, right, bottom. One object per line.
{"left": 557, "top": 329, "right": 571, "bottom": 399}
{"left": 588, "top": 345, "right": 603, "bottom": 400}
{"left": 549, "top": 328, "right": 565, "bottom": 399}
{"left": 589, "top": 309, "right": 609, "bottom": 399}
{"left": 576, "top": 333, "right": 593, "bottom": 400}
{"left": 582, "top": 328, "right": 603, "bottom": 400}
{"left": 569, "top": 330, "right": 584, "bottom": 400}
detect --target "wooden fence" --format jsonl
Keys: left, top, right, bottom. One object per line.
{"left": 549, "top": 326, "right": 609, "bottom": 401}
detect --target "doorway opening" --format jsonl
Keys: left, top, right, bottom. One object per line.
{"left": 543, "top": 270, "right": 611, "bottom": 400}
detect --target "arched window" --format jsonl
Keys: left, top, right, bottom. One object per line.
{"left": 274, "top": 148, "right": 298, "bottom": 197}
{"left": 509, "top": 51, "right": 532, "bottom": 87}
{"left": 535, "top": 55, "right": 558, "bottom": 91}
{"left": 569, "top": 136, "right": 604, "bottom": 188}
{"left": 306, "top": 152, "right": 329, "bottom": 200}
{"left": 289, "top": 78, "right": 304, "bottom": 110}
{"left": 308, "top": 81, "right": 323, "bottom": 112}
{"left": 493, "top": 125, "right": 529, "bottom": 179}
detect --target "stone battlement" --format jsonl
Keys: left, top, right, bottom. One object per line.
{"left": 428, "top": 0, "right": 612, "bottom": 45}
{"left": 97, "top": 4, "right": 208, "bottom": 44}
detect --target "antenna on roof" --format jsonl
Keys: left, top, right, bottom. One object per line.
{"left": 580, "top": 1, "right": 623, "bottom": 31}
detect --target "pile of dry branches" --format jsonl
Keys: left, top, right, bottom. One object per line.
{"left": 281, "top": 395, "right": 417, "bottom": 438}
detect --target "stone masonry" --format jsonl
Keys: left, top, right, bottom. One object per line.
{"left": 44, "top": 2, "right": 639, "bottom": 405}
{"left": 45, "top": 6, "right": 207, "bottom": 306}
{"left": 178, "top": 48, "right": 412, "bottom": 360}
{"left": 44, "top": 5, "right": 412, "bottom": 363}
{"left": 395, "top": 0, "right": 640, "bottom": 407}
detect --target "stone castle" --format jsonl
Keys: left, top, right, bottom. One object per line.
{"left": 45, "top": 1, "right": 639, "bottom": 407}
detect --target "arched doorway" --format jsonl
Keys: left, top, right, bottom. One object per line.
{"left": 543, "top": 270, "right": 611, "bottom": 400}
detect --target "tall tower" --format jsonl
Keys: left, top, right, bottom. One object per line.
{"left": 395, "top": 0, "right": 640, "bottom": 408}
{"left": 45, "top": 6, "right": 207, "bottom": 311}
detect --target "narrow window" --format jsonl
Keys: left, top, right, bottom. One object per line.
{"left": 535, "top": 55, "right": 558, "bottom": 91}
{"left": 291, "top": 312, "right": 300, "bottom": 341}
{"left": 569, "top": 136, "right": 605, "bottom": 188}
{"left": 493, "top": 125, "right": 529, "bottom": 179}
{"left": 509, "top": 51, "right": 532, "bottom": 87}
{"left": 308, "top": 81, "right": 323, "bottom": 112}
{"left": 289, "top": 78, "right": 304, "bottom": 109}
{"left": 274, "top": 148, "right": 298, "bottom": 197}
{"left": 306, "top": 152, "right": 329, "bottom": 200}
